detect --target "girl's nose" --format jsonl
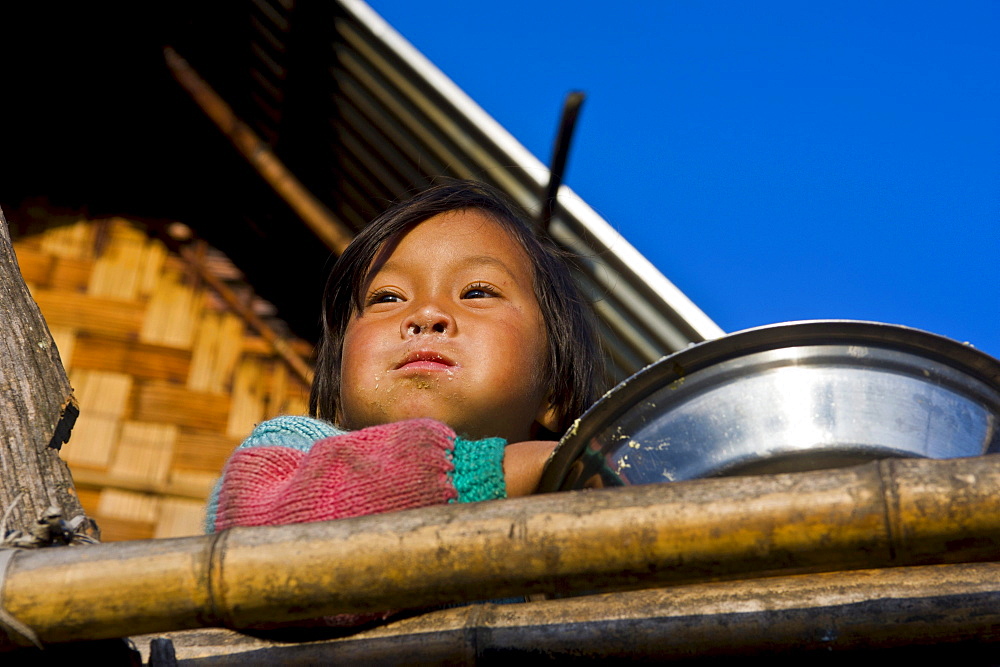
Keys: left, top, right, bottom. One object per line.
{"left": 402, "top": 303, "right": 454, "bottom": 337}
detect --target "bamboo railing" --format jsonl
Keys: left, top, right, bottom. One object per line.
{"left": 3, "top": 454, "right": 1000, "bottom": 650}
{"left": 135, "top": 562, "right": 1000, "bottom": 662}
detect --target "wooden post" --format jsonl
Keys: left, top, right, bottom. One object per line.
{"left": 0, "top": 206, "right": 91, "bottom": 536}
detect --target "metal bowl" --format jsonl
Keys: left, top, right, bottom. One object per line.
{"left": 539, "top": 321, "right": 1000, "bottom": 492}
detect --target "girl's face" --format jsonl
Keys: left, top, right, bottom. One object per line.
{"left": 338, "top": 209, "right": 556, "bottom": 442}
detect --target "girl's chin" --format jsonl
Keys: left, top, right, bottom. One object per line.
{"left": 341, "top": 392, "right": 533, "bottom": 442}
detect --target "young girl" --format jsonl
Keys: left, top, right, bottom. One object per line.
{"left": 206, "top": 180, "right": 600, "bottom": 543}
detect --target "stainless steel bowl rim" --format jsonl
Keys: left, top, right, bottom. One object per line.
{"left": 539, "top": 320, "right": 1000, "bottom": 493}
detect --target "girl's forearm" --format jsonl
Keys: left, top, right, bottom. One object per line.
{"left": 502, "top": 440, "right": 558, "bottom": 497}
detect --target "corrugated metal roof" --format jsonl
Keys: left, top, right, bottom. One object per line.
{"left": 172, "top": 0, "right": 725, "bottom": 382}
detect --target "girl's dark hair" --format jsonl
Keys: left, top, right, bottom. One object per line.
{"left": 309, "top": 179, "right": 601, "bottom": 437}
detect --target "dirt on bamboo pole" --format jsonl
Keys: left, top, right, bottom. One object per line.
{"left": 0, "top": 206, "right": 91, "bottom": 537}
{"left": 2, "top": 454, "right": 1000, "bottom": 648}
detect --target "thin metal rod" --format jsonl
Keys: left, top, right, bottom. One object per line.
{"left": 541, "top": 91, "right": 585, "bottom": 229}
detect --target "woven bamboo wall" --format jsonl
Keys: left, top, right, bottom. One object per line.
{"left": 11, "top": 211, "right": 315, "bottom": 542}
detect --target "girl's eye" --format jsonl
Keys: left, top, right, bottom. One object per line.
{"left": 462, "top": 283, "right": 499, "bottom": 299}
{"left": 366, "top": 289, "right": 403, "bottom": 306}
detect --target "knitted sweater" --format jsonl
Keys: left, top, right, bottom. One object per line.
{"left": 205, "top": 416, "right": 511, "bottom": 630}
{"left": 206, "top": 416, "right": 508, "bottom": 533}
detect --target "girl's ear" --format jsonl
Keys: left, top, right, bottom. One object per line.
{"left": 535, "top": 400, "right": 561, "bottom": 435}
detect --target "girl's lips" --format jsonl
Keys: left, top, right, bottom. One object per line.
{"left": 398, "top": 360, "right": 453, "bottom": 371}
{"left": 394, "top": 351, "right": 457, "bottom": 372}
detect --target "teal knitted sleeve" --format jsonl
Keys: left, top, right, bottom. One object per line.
{"left": 236, "top": 415, "right": 346, "bottom": 452}
{"left": 450, "top": 436, "right": 507, "bottom": 503}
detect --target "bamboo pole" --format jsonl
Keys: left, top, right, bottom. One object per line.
{"left": 3, "top": 455, "right": 1000, "bottom": 648}
{"left": 138, "top": 562, "right": 1000, "bottom": 662}
{"left": 177, "top": 244, "right": 314, "bottom": 387}
{"left": 163, "top": 46, "right": 354, "bottom": 255}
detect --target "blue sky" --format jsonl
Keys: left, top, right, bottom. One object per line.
{"left": 369, "top": 1, "right": 999, "bottom": 359}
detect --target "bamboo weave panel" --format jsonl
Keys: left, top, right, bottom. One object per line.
{"left": 11, "top": 213, "right": 313, "bottom": 541}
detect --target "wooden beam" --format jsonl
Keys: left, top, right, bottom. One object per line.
{"left": 177, "top": 243, "right": 313, "bottom": 387}
{"left": 70, "top": 468, "right": 212, "bottom": 503}
{"left": 163, "top": 46, "right": 355, "bottom": 255}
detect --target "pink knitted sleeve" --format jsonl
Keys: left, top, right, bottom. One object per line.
{"left": 215, "top": 418, "right": 458, "bottom": 531}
